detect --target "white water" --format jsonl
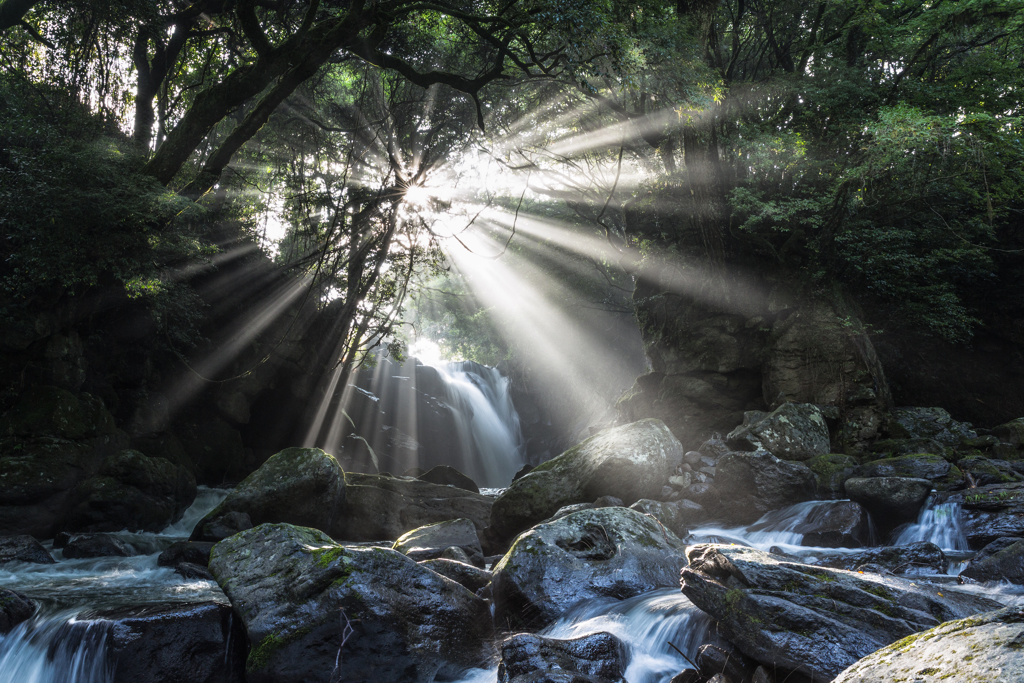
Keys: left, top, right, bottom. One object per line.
{"left": 456, "top": 589, "right": 718, "bottom": 683}
{"left": 431, "top": 361, "right": 526, "bottom": 487}
{"left": 892, "top": 496, "right": 969, "bottom": 552}
{"left": 0, "top": 488, "right": 229, "bottom": 682}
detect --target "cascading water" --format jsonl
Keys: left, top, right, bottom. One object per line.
{"left": 0, "top": 488, "right": 229, "bottom": 682}
{"left": 455, "top": 589, "right": 720, "bottom": 683}
{"left": 892, "top": 495, "right": 969, "bottom": 551}
{"left": 430, "top": 360, "right": 526, "bottom": 487}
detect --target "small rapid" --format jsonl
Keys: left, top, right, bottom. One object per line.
{"left": 0, "top": 488, "right": 229, "bottom": 682}
{"left": 892, "top": 495, "right": 969, "bottom": 551}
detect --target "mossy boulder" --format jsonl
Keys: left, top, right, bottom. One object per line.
{"left": 944, "top": 482, "right": 1024, "bottom": 548}
{"left": 892, "top": 407, "right": 976, "bottom": 447}
{"left": 491, "top": 507, "right": 686, "bottom": 629}
{"left": 726, "top": 403, "right": 831, "bottom": 461}
{"left": 488, "top": 419, "right": 680, "bottom": 544}
{"left": 65, "top": 449, "right": 197, "bottom": 533}
{"left": 681, "top": 544, "right": 1001, "bottom": 682}
{"left": 993, "top": 417, "right": 1024, "bottom": 448}
{"left": 861, "top": 454, "right": 963, "bottom": 490}
{"left": 0, "top": 386, "right": 115, "bottom": 441}
{"left": 209, "top": 523, "right": 492, "bottom": 683}
{"left": 957, "top": 455, "right": 1023, "bottom": 487}
{"left": 806, "top": 454, "right": 859, "bottom": 498}
{"left": 832, "top": 606, "right": 1024, "bottom": 683}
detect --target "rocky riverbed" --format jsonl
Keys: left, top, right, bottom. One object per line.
{"left": 3, "top": 404, "right": 1024, "bottom": 682}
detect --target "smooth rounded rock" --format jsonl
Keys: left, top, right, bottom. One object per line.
{"left": 62, "top": 533, "right": 138, "bottom": 559}
{"left": 393, "top": 518, "right": 483, "bottom": 566}
{"left": 844, "top": 477, "right": 932, "bottom": 535}
{"left": 0, "top": 535, "right": 55, "bottom": 564}
{"left": 712, "top": 451, "right": 816, "bottom": 525}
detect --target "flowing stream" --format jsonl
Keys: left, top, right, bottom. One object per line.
{"left": 0, "top": 487, "right": 229, "bottom": 683}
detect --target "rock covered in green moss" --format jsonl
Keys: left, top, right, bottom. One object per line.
{"left": 680, "top": 544, "right": 1001, "bottom": 682}
{"left": 832, "top": 606, "right": 1024, "bottom": 683}
{"left": 712, "top": 450, "right": 817, "bottom": 524}
{"left": 957, "top": 455, "right": 1023, "bottom": 486}
{"left": 861, "top": 454, "right": 963, "bottom": 490}
{"left": 65, "top": 449, "right": 196, "bottom": 533}
{"left": 726, "top": 403, "right": 831, "bottom": 461}
{"left": 209, "top": 523, "right": 492, "bottom": 683}
{"left": 994, "top": 417, "right": 1024, "bottom": 446}
{"left": 491, "top": 507, "right": 685, "bottom": 629}
{"left": 488, "top": 419, "right": 680, "bottom": 543}
{"left": 805, "top": 454, "right": 859, "bottom": 498}
{"left": 944, "top": 482, "right": 1024, "bottom": 547}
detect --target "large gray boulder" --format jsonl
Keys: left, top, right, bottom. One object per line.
{"left": 492, "top": 507, "right": 685, "bottom": 629}
{"left": 191, "top": 448, "right": 493, "bottom": 543}
{"left": 209, "top": 523, "right": 493, "bottom": 683}
{"left": 960, "top": 537, "right": 1024, "bottom": 583}
{"left": 891, "top": 407, "right": 976, "bottom": 447}
{"left": 832, "top": 606, "right": 1024, "bottom": 683}
{"left": 0, "top": 535, "right": 55, "bottom": 564}
{"left": 942, "top": 482, "right": 1024, "bottom": 547}
{"left": 497, "top": 632, "right": 628, "bottom": 683}
{"left": 393, "top": 518, "right": 483, "bottom": 566}
{"left": 680, "top": 544, "right": 1000, "bottom": 682}
{"left": 726, "top": 403, "right": 830, "bottom": 461}
{"left": 812, "top": 542, "right": 947, "bottom": 576}
{"left": 489, "top": 420, "right": 680, "bottom": 543}
{"left": 861, "top": 454, "right": 962, "bottom": 490}
{"left": 844, "top": 477, "right": 932, "bottom": 535}
{"left": 712, "top": 451, "right": 817, "bottom": 525}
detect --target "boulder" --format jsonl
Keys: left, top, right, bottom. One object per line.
{"left": 957, "top": 455, "right": 1023, "bottom": 486}
{"left": 209, "top": 523, "right": 492, "bottom": 682}
{"left": 939, "top": 483, "right": 1024, "bottom": 547}
{"left": 157, "top": 541, "right": 216, "bottom": 568}
{"left": 813, "top": 542, "right": 947, "bottom": 575}
{"left": 993, "top": 417, "right": 1024, "bottom": 446}
{"left": 0, "top": 534, "right": 55, "bottom": 564}
{"left": 748, "top": 501, "right": 871, "bottom": 548}
{"left": 891, "top": 407, "right": 976, "bottom": 447}
{"left": 712, "top": 451, "right": 816, "bottom": 525}
{"left": 960, "top": 537, "right": 1024, "bottom": 583}
{"left": 869, "top": 437, "right": 948, "bottom": 458}
{"left": 726, "top": 403, "right": 830, "bottom": 461}
{"left": 0, "top": 386, "right": 115, "bottom": 441}
{"left": 680, "top": 544, "right": 1000, "bottom": 682}
{"left": 497, "top": 632, "right": 628, "bottom": 683}
{"left": 861, "top": 454, "right": 962, "bottom": 490}
{"left": 832, "top": 606, "right": 1024, "bottom": 683}
{"left": 418, "top": 465, "right": 480, "bottom": 493}
{"left": 492, "top": 507, "right": 685, "bottom": 629}
{"left": 805, "top": 453, "right": 859, "bottom": 499}
{"left": 696, "top": 643, "right": 758, "bottom": 683}
{"left": 419, "top": 558, "right": 492, "bottom": 593}
{"left": 97, "top": 601, "right": 247, "bottom": 683}
{"left": 393, "top": 519, "right": 484, "bottom": 566}
{"left": 199, "top": 511, "right": 252, "bottom": 542}
{"left": 65, "top": 449, "right": 197, "bottom": 533}
{"left": 0, "top": 588, "right": 36, "bottom": 634}
{"left": 844, "top": 477, "right": 932, "bottom": 535}
{"left": 628, "top": 499, "right": 692, "bottom": 536}
{"left": 175, "top": 562, "right": 214, "bottom": 580}
{"left": 62, "top": 533, "right": 138, "bottom": 559}
{"left": 488, "top": 419, "right": 680, "bottom": 544}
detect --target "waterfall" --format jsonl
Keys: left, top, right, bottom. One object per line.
{"left": 454, "top": 589, "right": 719, "bottom": 683}
{"left": 892, "top": 495, "right": 969, "bottom": 551}
{"left": 430, "top": 360, "right": 526, "bottom": 487}
{"left": 0, "top": 488, "right": 229, "bottom": 681}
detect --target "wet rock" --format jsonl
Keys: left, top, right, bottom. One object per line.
{"left": 669, "top": 670, "right": 701, "bottom": 683}
{"left": 748, "top": 501, "right": 871, "bottom": 548}
{"left": 418, "top": 465, "right": 480, "bottom": 494}
{"left": 696, "top": 642, "right": 757, "bottom": 683}
{"left": 861, "top": 454, "right": 962, "bottom": 490}
{"left": 813, "top": 542, "right": 947, "bottom": 575}
{"left": 805, "top": 453, "right": 859, "bottom": 499}
{"left": 683, "top": 482, "right": 719, "bottom": 507}
{"left": 175, "top": 562, "right": 214, "bottom": 580}
{"left": 993, "top": 417, "right": 1024, "bottom": 446}
{"left": 66, "top": 449, "right": 196, "bottom": 533}
{"left": 957, "top": 455, "right": 1023, "bottom": 486}
{"left": 891, "top": 407, "right": 976, "bottom": 447}
{"left": 420, "top": 558, "right": 492, "bottom": 593}
{"left": 0, "top": 534, "right": 55, "bottom": 564}
{"left": 99, "top": 601, "right": 247, "bottom": 683}
{"left": 941, "top": 482, "right": 1024, "bottom": 547}
{"left": 844, "top": 477, "right": 932, "bottom": 535}
{"left": 629, "top": 499, "right": 691, "bottom": 536}
{"left": 498, "top": 632, "right": 627, "bottom": 683}
{"left": 513, "top": 464, "right": 534, "bottom": 481}
{"left": 209, "top": 523, "right": 492, "bottom": 683}
{"left": 831, "top": 606, "right": 1024, "bottom": 683}
{"left": 680, "top": 544, "right": 1000, "bottom": 682}
{"left": 960, "top": 537, "right": 1024, "bottom": 583}
{"left": 62, "top": 533, "right": 138, "bottom": 559}
{"left": 712, "top": 451, "right": 816, "bottom": 525}
{"left": 440, "top": 545, "right": 473, "bottom": 564}
{"left": 200, "top": 511, "right": 252, "bottom": 541}
{"left": 489, "top": 419, "right": 680, "bottom": 544}
{"left": 726, "top": 403, "right": 830, "bottom": 461}
{"left": 492, "top": 507, "right": 685, "bottom": 629}
{"left": 393, "top": 518, "right": 484, "bottom": 566}
{"left": 869, "top": 437, "right": 948, "bottom": 458}
{"left": 0, "top": 588, "right": 36, "bottom": 634}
